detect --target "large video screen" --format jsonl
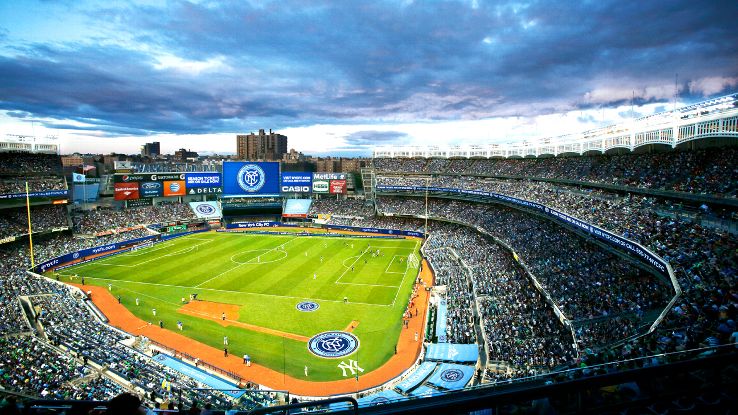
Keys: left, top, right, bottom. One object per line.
{"left": 222, "top": 162, "right": 280, "bottom": 197}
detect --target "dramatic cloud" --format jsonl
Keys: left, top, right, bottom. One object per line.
{"left": 0, "top": 0, "right": 736, "bottom": 154}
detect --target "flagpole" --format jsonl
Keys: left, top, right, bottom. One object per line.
{"left": 25, "top": 181, "right": 36, "bottom": 270}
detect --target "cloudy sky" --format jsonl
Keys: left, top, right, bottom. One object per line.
{"left": 1, "top": 0, "right": 737, "bottom": 156}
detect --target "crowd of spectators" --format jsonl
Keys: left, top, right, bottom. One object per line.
{"left": 379, "top": 197, "right": 672, "bottom": 340}
{"left": 308, "top": 197, "right": 376, "bottom": 219}
{"left": 424, "top": 222, "right": 578, "bottom": 377}
{"left": 0, "top": 205, "right": 68, "bottom": 240}
{"left": 72, "top": 203, "right": 196, "bottom": 234}
{"left": 0, "top": 153, "right": 62, "bottom": 174}
{"left": 374, "top": 146, "right": 738, "bottom": 196}
{"left": 0, "top": 177, "right": 67, "bottom": 195}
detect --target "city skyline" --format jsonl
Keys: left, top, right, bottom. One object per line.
{"left": 1, "top": 1, "right": 737, "bottom": 156}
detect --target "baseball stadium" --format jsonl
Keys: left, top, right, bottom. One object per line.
{"left": 1, "top": 2, "right": 738, "bottom": 414}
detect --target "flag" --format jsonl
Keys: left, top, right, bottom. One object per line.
{"left": 73, "top": 173, "right": 86, "bottom": 183}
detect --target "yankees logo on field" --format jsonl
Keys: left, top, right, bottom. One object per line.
{"left": 236, "top": 164, "right": 266, "bottom": 192}
{"left": 440, "top": 368, "right": 463, "bottom": 382}
{"left": 196, "top": 204, "right": 216, "bottom": 215}
{"left": 296, "top": 301, "right": 320, "bottom": 312}
{"left": 308, "top": 331, "right": 359, "bottom": 358}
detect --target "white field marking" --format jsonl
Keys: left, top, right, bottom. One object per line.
{"left": 341, "top": 256, "right": 361, "bottom": 268}
{"left": 100, "top": 240, "right": 215, "bottom": 268}
{"left": 367, "top": 245, "right": 416, "bottom": 250}
{"left": 334, "top": 247, "right": 370, "bottom": 284}
{"left": 336, "top": 281, "right": 400, "bottom": 288}
{"left": 389, "top": 239, "right": 421, "bottom": 307}
{"left": 229, "top": 249, "right": 288, "bottom": 265}
{"left": 70, "top": 275, "right": 391, "bottom": 307}
{"left": 125, "top": 240, "right": 177, "bottom": 257}
{"left": 194, "top": 237, "right": 297, "bottom": 288}
{"left": 384, "top": 255, "right": 406, "bottom": 274}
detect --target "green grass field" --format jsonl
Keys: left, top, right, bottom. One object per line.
{"left": 57, "top": 231, "right": 421, "bottom": 382}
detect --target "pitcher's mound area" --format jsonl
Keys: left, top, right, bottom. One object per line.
{"left": 178, "top": 300, "right": 309, "bottom": 342}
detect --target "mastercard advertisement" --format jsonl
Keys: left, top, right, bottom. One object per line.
{"left": 163, "top": 180, "right": 186, "bottom": 196}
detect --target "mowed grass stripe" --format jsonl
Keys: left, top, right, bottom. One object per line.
{"left": 59, "top": 232, "right": 422, "bottom": 381}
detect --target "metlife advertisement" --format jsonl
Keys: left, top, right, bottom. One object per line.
{"left": 280, "top": 172, "right": 312, "bottom": 193}
{"left": 222, "top": 162, "right": 280, "bottom": 197}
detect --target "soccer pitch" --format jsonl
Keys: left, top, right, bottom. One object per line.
{"left": 59, "top": 231, "right": 422, "bottom": 382}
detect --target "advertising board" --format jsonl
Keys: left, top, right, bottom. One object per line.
{"left": 114, "top": 182, "right": 139, "bottom": 201}
{"left": 140, "top": 181, "right": 163, "bottom": 197}
{"left": 163, "top": 180, "right": 186, "bottom": 197}
{"left": 185, "top": 173, "right": 222, "bottom": 188}
{"left": 329, "top": 179, "right": 347, "bottom": 194}
{"left": 280, "top": 172, "right": 312, "bottom": 193}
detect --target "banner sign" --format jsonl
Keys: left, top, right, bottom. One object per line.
{"left": 72, "top": 173, "right": 86, "bottom": 183}
{"left": 185, "top": 172, "right": 222, "bottom": 188}
{"left": 323, "top": 224, "right": 424, "bottom": 238}
{"left": 312, "top": 180, "right": 330, "bottom": 194}
{"left": 0, "top": 190, "right": 69, "bottom": 200}
{"left": 189, "top": 201, "right": 222, "bottom": 219}
{"left": 376, "top": 185, "right": 669, "bottom": 276}
{"left": 36, "top": 235, "right": 158, "bottom": 273}
{"left": 329, "top": 179, "right": 347, "bottom": 194}
{"left": 313, "top": 173, "right": 347, "bottom": 180}
{"left": 127, "top": 198, "right": 153, "bottom": 208}
{"left": 222, "top": 162, "right": 280, "bottom": 197}
{"left": 114, "top": 160, "right": 133, "bottom": 171}
{"left": 436, "top": 299, "right": 448, "bottom": 343}
{"left": 114, "top": 182, "right": 139, "bottom": 201}
{"left": 226, "top": 221, "right": 282, "bottom": 229}
{"left": 187, "top": 187, "right": 222, "bottom": 195}
{"left": 115, "top": 173, "right": 186, "bottom": 183}
{"left": 140, "top": 181, "right": 163, "bottom": 197}
{"left": 281, "top": 172, "right": 312, "bottom": 193}
{"left": 163, "top": 180, "right": 186, "bottom": 197}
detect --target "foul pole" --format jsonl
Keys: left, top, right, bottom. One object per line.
{"left": 25, "top": 181, "right": 36, "bottom": 269}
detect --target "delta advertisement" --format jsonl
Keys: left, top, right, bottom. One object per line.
{"left": 312, "top": 172, "right": 346, "bottom": 194}
{"left": 280, "top": 172, "right": 312, "bottom": 193}
{"left": 375, "top": 184, "right": 669, "bottom": 276}
{"left": 222, "top": 162, "right": 280, "bottom": 197}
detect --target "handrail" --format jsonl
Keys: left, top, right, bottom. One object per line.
{"left": 245, "top": 396, "right": 359, "bottom": 415}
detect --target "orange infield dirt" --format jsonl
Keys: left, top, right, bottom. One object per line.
{"left": 69, "top": 258, "right": 434, "bottom": 396}
{"left": 178, "top": 301, "right": 310, "bottom": 342}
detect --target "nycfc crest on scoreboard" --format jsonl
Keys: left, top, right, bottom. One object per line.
{"left": 308, "top": 331, "right": 360, "bottom": 358}
{"left": 237, "top": 163, "right": 266, "bottom": 192}
{"left": 223, "top": 161, "right": 280, "bottom": 197}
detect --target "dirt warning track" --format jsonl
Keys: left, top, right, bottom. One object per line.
{"left": 68, "top": 258, "right": 433, "bottom": 396}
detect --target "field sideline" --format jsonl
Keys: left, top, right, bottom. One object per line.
{"left": 57, "top": 231, "right": 422, "bottom": 382}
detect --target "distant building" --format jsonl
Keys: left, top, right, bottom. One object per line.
{"left": 175, "top": 148, "right": 199, "bottom": 161}
{"left": 315, "top": 158, "right": 336, "bottom": 172}
{"left": 236, "top": 129, "right": 287, "bottom": 160}
{"left": 61, "top": 154, "right": 84, "bottom": 167}
{"left": 141, "top": 141, "right": 160, "bottom": 157}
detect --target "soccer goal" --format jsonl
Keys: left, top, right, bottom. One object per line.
{"left": 407, "top": 252, "right": 420, "bottom": 269}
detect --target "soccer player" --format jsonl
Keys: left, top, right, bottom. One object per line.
{"left": 177, "top": 321, "right": 183, "bottom": 331}
{"left": 135, "top": 298, "right": 140, "bottom": 306}
{"left": 224, "top": 336, "right": 228, "bottom": 345}
{"left": 152, "top": 308, "right": 156, "bottom": 316}
{"left": 304, "top": 366, "right": 309, "bottom": 376}
{"left": 221, "top": 312, "right": 226, "bottom": 321}
{"left": 313, "top": 273, "right": 316, "bottom": 280}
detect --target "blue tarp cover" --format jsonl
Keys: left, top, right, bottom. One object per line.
{"left": 426, "top": 363, "right": 475, "bottom": 390}
{"left": 395, "top": 362, "right": 437, "bottom": 393}
{"left": 436, "top": 299, "right": 448, "bottom": 342}
{"left": 409, "top": 385, "right": 443, "bottom": 398}
{"left": 425, "top": 343, "right": 479, "bottom": 363}
{"left": 152, "top": 354, "right": 245, "bottom": 398}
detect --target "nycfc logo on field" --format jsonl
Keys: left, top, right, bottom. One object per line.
{"left": 169, "top": 182, "right": 181, "bottom": 192}
{"left": 237, "top": 164, "right": 266, "bottom": 192}
{"left": 440, "top": 369, "right": 463, "bottom": 382}
{"left": 196, "top": 204, "right": 216, "bottom": 215}
{"left": 308, "top": 331, "right": 359, "bottom": 358}
{"left": 296, "top": 301, "right": 320, "bottom": 312}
